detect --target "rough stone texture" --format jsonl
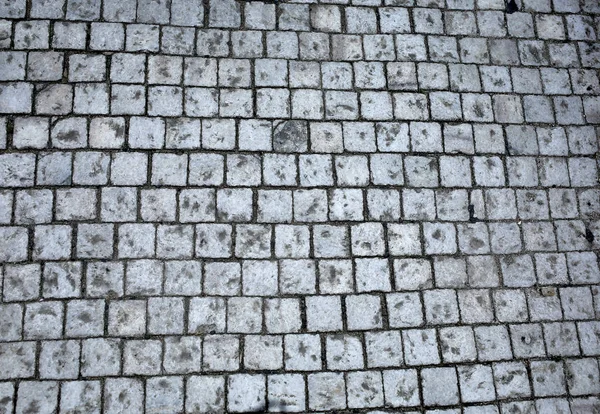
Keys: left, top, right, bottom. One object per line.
{"left": 0, "top": 0, "right": 598, "bottom": 412}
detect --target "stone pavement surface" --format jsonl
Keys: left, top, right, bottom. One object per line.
{"left": 0, "top": 0, "right": 599, "bottom": 412}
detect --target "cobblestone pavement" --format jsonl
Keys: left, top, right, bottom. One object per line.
{"left": 0, "top": 0, "right": 599, "bottom": 412}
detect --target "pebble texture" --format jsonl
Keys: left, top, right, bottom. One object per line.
{"left": 0, "top": 0, "right": 599, "bottom": 412}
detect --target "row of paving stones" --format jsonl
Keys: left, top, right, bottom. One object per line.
{"left": 0, "top": 218, "right": 597, "bottom": 260}
{"left": 0, "top": 185, "right": 597, "bottom": 220}
{"left": 2, "top": 0, "right": 599, "bottom": 30}
{"left": 2, "top": 290, "right": 599, "bottom": 336}
{"left": 2, "top": 86, "right": 599, "bottom": 123}
{"left": 1, "top": 118, "right": 598, "bottom": 154}
{"left": 3, "top": 87, "right": 600, "bottom": 124}
{"left": 1, "top": 25, "right": 599, "bottom": 71}
{"left": 1, "top": 150, "right": 598, "bottom": 187}
{"left": 1, "top": 252, "right": 598, "bottom": 297}
{"left": 0, "top": 11, "right": 599, "bottom": 50}
{"left": 5, "top": 52, "right": 600, "bottom": 98}
{"left": 1, "top": 334, "right": 600, "bottom": 387}
{"left": 0, "top": 374, "right": 599, "bottom": 412}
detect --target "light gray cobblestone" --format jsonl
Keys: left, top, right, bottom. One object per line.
{"left": 0, "top": 0, "right": 598, "bottom": 411}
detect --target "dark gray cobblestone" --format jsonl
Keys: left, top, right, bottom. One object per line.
{"left": 0, "top": 0, "right": 599, "bottom": 412}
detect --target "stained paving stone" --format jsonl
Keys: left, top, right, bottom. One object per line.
{"left": 0, "top": 0, "right": 598, "bottom": 412}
